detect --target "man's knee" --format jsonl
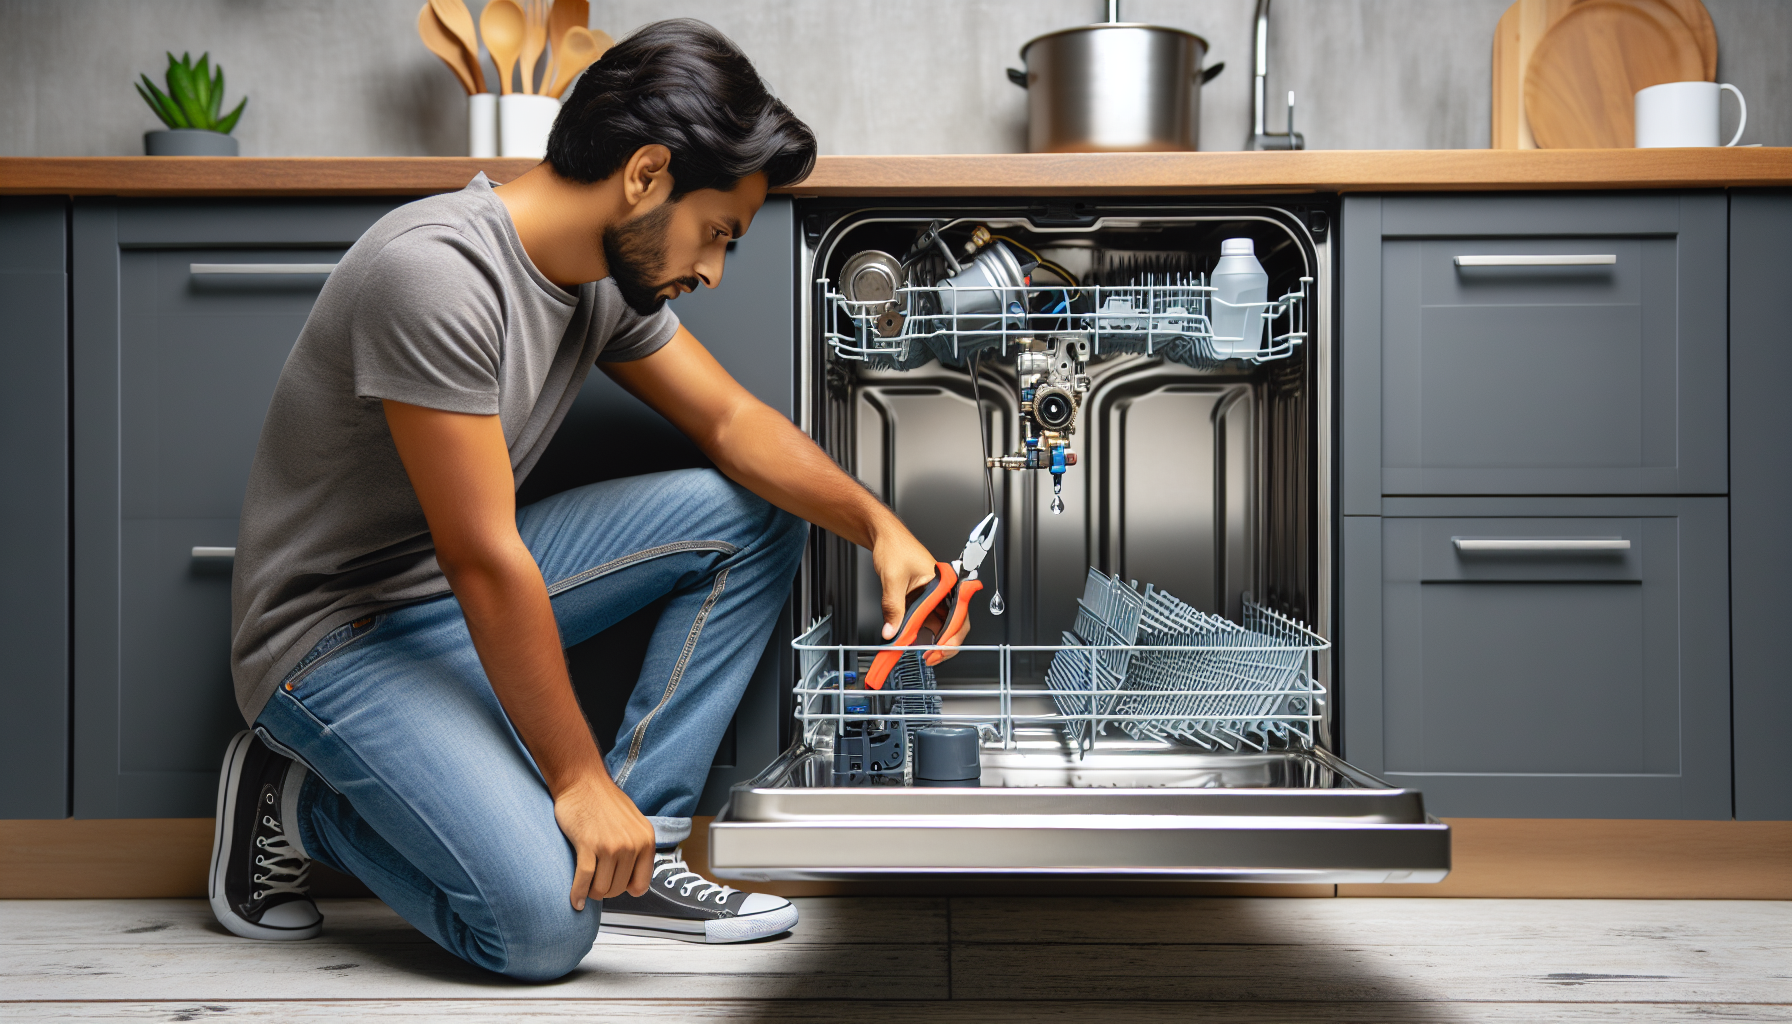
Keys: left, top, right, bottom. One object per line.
{"left": 490, "top": 893, "right": 600, "bottom": 982}
{"left": 680, "top": 468, "right": 806, "bottom": 562}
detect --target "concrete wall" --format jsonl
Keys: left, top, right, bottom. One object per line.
{"left": 2, "top": 0, "right": 1785, "bottom": 157}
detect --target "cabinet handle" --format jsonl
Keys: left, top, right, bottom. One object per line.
{"left": 1453, "top": 537, "right": 1630, "bottom": 553}
{"left": 1453, "top": 254, "right": 1616, "bottom": 267}
{"left": 189, "top": 263, "right": 338, "bottom": 275}
{"left": 191, "top": 546, "right": 237, "bottom": 559}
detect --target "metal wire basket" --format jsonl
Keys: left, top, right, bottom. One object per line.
{"left": 821, "top": 275, "right": 1311, "bottom": 372}
{"left": 792, "top": 577, "right": 1328, "bottom": 758}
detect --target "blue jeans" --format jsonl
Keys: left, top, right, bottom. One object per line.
{"left": 253, "top": 469, "right": 807, "bottom": 981}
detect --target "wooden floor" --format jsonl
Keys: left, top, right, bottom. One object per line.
{"left": 1, "top": 896, "right": 1788, "bottom": 1021}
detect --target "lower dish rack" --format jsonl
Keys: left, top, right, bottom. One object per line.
{"left": 792, "top": 568, "right": 1329, "bottom": 768}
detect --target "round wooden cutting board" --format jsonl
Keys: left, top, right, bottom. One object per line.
{"left": 1524, "top": 0, "right": 1709, "bottom": 148}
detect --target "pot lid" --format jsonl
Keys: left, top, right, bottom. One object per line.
{"left": 1019, "top": 22, "right": 1210, "bottom": 60}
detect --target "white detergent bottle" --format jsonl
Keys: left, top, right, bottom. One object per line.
{"left": 1210, "top": 237, "right": 1269, "bottom": 357}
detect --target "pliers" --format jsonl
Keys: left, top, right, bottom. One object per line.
{"left": 865, "top": 513, "right": 999, "bottom": 690}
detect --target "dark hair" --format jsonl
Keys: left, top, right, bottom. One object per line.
{"left": 546, "top": 19, "right": 816, "bottom": 198}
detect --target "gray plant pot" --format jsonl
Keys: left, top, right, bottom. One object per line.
{"left": 144, "top": 129, "right": 238, "bottom": 156}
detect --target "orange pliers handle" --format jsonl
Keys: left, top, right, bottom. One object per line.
{"left": 864, "top": 561, "right": 957, "bottom": 690}
{"left": 924, "top": 577, "right": 982, "bottom": 667}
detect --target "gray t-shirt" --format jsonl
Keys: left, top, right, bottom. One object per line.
{"left": 230, "top": 174, "right": 678, "bottom": 722}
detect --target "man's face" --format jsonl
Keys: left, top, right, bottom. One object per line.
{"left": 603, "top": 171, "right": 770, "bottom": 315}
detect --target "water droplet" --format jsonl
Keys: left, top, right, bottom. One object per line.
{"left": 1050, "top": 494, "right": 1065, "bottom": 515}
{"left": 989, "top": 590, "right": 1006, "bottom": 616}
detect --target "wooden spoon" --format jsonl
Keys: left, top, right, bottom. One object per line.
{"left": 417, "top": 3, "right": 475, "bottom": 94}
{"left": 546, "top": 26, "right": 609, "bottom": 99}
{"left": 480, "top": 0, "right": 525, "bottom": 96}
{"left": 543, "top": 0, "right": 589, "bottom": 86}
{"left": 427, "top": 0, "right": 485, "bottom": 93}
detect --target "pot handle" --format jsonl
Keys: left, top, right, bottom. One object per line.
{"left": 1200, "top": 61, "right": 1226, "bottom": 84}
{"left": 1007, "top": 67, "right": 1028, "bottom": 88}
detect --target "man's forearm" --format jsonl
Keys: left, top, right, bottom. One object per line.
{"left": 444, "top": 542, "right": 610, "bottom": 794}
{"left": 704, "top": 401, "right": 906, "bottom": 553}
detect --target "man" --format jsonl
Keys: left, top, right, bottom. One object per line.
{"left": 211, "top": 20, "right": 963, "bottom": 981}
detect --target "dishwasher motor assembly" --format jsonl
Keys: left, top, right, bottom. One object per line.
{"left": 826, "top": 219, "right": 1310, "bottom": 515}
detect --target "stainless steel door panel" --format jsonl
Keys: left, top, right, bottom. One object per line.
{"left": 710, "top": 744, "right": 1449, "bottom": 881}
{"left": 711, "top": 817, "right": 1448, "bottom": 883}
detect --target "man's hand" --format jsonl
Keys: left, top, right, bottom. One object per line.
{"left": 873, "top": 530, "right": 970, "bottom": 662}
{"left": 553, "top": 774, "right": 657, "bottom": 910}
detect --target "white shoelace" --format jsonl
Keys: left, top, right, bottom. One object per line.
{"left": 652, "top": 851, "right": 738, "bottom": 903}
{"left": 253, "top": 814, "right": 312, "bottom": 900}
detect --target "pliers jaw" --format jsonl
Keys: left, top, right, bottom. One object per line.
{"left": 955, "top": 513, "right": 999, "bottom": 580}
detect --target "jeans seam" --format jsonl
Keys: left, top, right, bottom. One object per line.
{"left": 276, "top": 687, "right": 337, "bottom": 737}
{"left": 614, "top": 567, "right": 729, "bottom": 787}
{"left": 282, "top": 618, "right": 383, "bottom": 692}
{"left": 544, "top": 540, "right": 738, "bottom": 598}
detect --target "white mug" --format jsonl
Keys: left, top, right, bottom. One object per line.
{"left": 1634, "top": 80, "right": 1747, "bottom": 148}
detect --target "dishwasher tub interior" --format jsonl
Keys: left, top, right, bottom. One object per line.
{"left": 710, "top": 200, "right": 1449, "bottom": 883}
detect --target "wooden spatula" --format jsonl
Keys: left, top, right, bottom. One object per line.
{"left": 519, "top": 0, "right": 549, "bottom": 94}
{"left": 428, "top": 0, "right": 485, "bottom": 93}
{"left": 417, "top": 3, "right": 475, "bottom": 94}
{"left": 543, "top": 0, "right": 589, "bottom": 86}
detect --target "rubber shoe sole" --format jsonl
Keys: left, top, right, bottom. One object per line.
{"left": 208, "top": 731, "right": 323, "bottom": 941}
{"left": 601, "top": 903, "right": 800, "bottom": 944}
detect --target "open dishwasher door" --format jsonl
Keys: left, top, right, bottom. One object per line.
{"left": 710, "top": 746, "right": 1448, "bottom": 883}
{"left": 709, "top": 614, "right": 1450, "bottom": 884}
{"left": 710, "top": 201, "right": 1447, "bottom": 883}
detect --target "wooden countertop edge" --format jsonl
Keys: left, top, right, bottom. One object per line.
{"left": 2, "top": 150, "right": 1789, "bottom": 198}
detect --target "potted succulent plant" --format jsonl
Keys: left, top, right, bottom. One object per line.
{"left": 137, "top": 52, "right": 247, "bottom": 156}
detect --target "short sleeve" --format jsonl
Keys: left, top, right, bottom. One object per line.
{"left": 347, "top": 226, "right": 506, "bottom": 415}
{"left": 592, "top": 279, "right": 681, "bottom": 363}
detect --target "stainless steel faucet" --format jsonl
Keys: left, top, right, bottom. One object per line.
{"left": 1247, "top": 0, "right": 1305, "bottom": 150}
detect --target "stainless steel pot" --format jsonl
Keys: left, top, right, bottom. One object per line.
{"left": 1009, "top": 23, "right": 1221, "bottom": 153}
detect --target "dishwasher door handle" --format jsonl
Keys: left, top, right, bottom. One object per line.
{"left": 1452, "top": 254, "right": 1616, "bottom": 267}
{"left": 1452, "top": 537, "right": 1630, "bottom": 553}
{"left": 189, "top": 263, "right": 338, "bottom": 275}
{"left": 191, "top": 546, "right": 237, "bottom": 559}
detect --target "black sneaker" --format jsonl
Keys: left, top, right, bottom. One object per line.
{"left": 601, "top": 848, "right": 798, "bottom": 943}
{"left": 208, "top": 730, "right": 323, "bottom": 941}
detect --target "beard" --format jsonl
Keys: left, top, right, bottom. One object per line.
{"left": 601, "top": 202, "right": 698, "bottom": 316}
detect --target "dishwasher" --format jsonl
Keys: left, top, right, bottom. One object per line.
{"left": 708, "top": 198, "right": 1450, "bottom": 883}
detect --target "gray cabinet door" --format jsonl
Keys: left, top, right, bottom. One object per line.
{"left": 73, "top": 199, "right": 400, "bottom": 817}
{"left": 0, "top": 198, "right": 70, "bottom": 818}
{"left": 1344, "top": 496, "right": 1729, "bottom": 819}
{"left": 1343, "top": 194, "right": 1726, "bottom": 505}
{"left": 1730, "top": 191, "right": 1792, "bottom": 821}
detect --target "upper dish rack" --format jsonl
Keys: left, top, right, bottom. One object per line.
{"left": 820, "top": 274, "right": 1313, "bottom": 371}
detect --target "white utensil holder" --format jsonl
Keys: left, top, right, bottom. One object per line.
{"left": 468, "top": 93, "right": 498, "bottom": 158}
{"left": 499, "top": 94, "right": 559, "bottom": 158}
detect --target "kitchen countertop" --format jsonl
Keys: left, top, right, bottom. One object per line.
{"left": 2, "top": 149, "right": 1788, "bottom": 198}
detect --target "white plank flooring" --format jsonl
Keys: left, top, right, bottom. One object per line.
{"left": 1, "top": 897, "right": 1788, "bottom": 1022}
